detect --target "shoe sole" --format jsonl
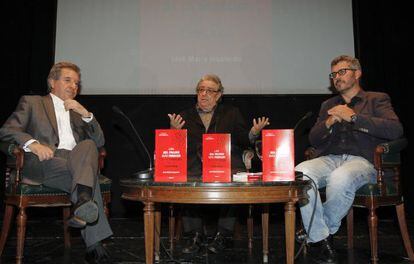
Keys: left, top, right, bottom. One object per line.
{"left": 74, "top": 200, "right": 99, "bottom": 224}
{"left": 68, "top": 216, "right": 87, "bottom": 228}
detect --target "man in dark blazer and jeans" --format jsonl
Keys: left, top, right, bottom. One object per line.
{"left": 295, "top": 55, "right": 403, "bottom": 263}
{"left": 168, "top": 74, "right": 269, "bottom": 254}
{"left": 0, "top": 61, "right": 113, "bottom": 263}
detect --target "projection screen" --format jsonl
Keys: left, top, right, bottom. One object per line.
{"left": 55, "top": 0, "right": 354, "bottom": 94}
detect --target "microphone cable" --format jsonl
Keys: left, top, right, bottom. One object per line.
{"left": 294, "top": 173, "right": 318, "bottom": 260}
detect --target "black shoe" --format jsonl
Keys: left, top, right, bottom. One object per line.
{"left": 308, "top": 236, "right": 337, "bottom": 264}
{"left": 295, "top": 228, "right": 307, "bottom": 244}
{"left": 207, "top": 232, "right": 227, "bottom": 254}
{"left": 68, "top": 200, "right": 98, "bottom": 228}
{"left": 84, "top": 242, "right": 113, "bottom": 264}
{"left": 182, "top": 232, "right": 204, "bottom": 254}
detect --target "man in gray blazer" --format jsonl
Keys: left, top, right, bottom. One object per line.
{"left": 295, "top": 55, "right": 403, "bottom": 264}
{"left": 0, "top": 62, "right": 113, "bottom": 263}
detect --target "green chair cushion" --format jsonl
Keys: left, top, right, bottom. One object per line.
{"left": 7, "top": 175, "right": 112, "bottom": 196}
{"left": 355, "top": 180, "right": 398, "bottom": 197}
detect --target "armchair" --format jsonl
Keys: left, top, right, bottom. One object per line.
{"left": 347, "top": 138, "right": 413, "bottom": 263}
{"left": 0, "top": 141, "right": 111, "bottom": 263}
{"left": 305, "top": 138, "right": 413, "bottom": 263}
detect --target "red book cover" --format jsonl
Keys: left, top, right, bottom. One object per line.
{"left": 202, "top": 134, "right": 231, "bottom": 182}
{"left": 154, "top": 129, "right": 187, "bottom": 182}
{"left": 262, "top": 129, "right": 295, "bottom": 181}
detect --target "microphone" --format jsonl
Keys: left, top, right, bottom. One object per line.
{"left": 112, "top": 105, "right": 154, "bottom": 180}
{"left": 293, "top": 111, "right": 313, "bottom": 131}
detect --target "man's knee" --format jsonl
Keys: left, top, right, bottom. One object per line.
{"left": 79, "top": 139, "right": 98, "bottom": 149}
{"left": 77, "top": 140, "right": 99, "bottom": 155}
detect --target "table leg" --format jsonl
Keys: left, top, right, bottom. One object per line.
{"left": 284, "top": 201, "right": 296, "bottom": 264}
{"left": 154, "top": 207, "right": 161, "bottom": 262}
{"left": 169, "top": 204, "right": 175, "bottom": 252}
{"left": 144, "top": 201, "right": 155, "bottom": 264}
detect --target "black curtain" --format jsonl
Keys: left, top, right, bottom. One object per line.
{"left": 352, "top": 1, "right": 412, "bottom": 214}
{"left": 2, "top": 0, "right": 56, "bottom": 124}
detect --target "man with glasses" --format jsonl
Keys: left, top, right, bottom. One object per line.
{"left": 168, "top": 74, "right": 269, "bottom": 255}
{"left": 295, "top": 55, "right": 403, "bottom": 263}
{"left": 0, "top": 62, "right": 113, "bottom": 263}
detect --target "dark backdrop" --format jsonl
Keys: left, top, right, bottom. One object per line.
{"left": 1, "top": 0, "right": 411, "bottom": 217}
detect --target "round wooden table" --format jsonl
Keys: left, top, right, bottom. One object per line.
{"left": 121, "top": 178, "right": 310, "bottom": 264}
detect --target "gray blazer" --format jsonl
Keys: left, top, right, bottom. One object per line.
{"left": 0, "top": 94, "right": 105, "bottom": 183}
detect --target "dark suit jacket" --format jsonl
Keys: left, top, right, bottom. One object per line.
{"left": 0, "top": 95, "right": 105, "bottom": 183}
{"left": 309, "top": 90, "right": 403, "bottom": 163}
{"left": 179, "top": 104, "right": 251, "bottom": 177}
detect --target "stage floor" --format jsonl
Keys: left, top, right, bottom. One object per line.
{"left": 1, "top": 210, "right": 413, "bottom": 263}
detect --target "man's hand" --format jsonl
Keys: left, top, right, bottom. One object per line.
{"left": 64, "top": 99, "right": 91, "bottom": 118}
{"left": 28, "top": 142, "right": 54, "bottom": 161}
{"left": 325, "top": 115, "right": 342, "bottom": 129}
{"left": 168, "top": 113, "right": 185, "bottom": 129}
{"left": 251, "top": 117, "right": 270, "bottom": 135}
{"left": 327, "top": 104, "right": 355, "bottom": 123}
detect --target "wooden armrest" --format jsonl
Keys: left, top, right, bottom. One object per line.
{"left": 374, "top": 137, "right": 406, "bottom": 184}
{"left": 98, "top": 147, "right": 107, "bottom": 170}
{"left": 304, "top": 147, "right": 316, "bottom": 160}
{"left": 378, "top": 138, "right": 407, "bottom": 154}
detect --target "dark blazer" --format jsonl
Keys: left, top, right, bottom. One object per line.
{"left": 179, "top": 104, "right": 251, "bottom": 177}
{"left": 0, "top": 95, "right": 105, "bottom": 183}
{"left": 309, "top": 90, "right": 403, "bottom": 163}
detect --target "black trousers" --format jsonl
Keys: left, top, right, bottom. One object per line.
{"left": 181, "top": 205, "right": 239, "bottom": 236}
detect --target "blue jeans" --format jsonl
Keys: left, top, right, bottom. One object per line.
{"left": 295, "top": 154, "right": 376, "bottom": 243}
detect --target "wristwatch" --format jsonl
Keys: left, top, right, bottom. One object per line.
{"left": 350, "top": 114, "right": 357, "bottom": 123}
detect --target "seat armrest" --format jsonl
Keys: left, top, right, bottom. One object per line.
{"left": 0, "top": 141, "right": 23, "bottom": 169}
{"left": 98, "top": 147, "right": 107, "bottom": 171}
{"left": 378, "top": 138, "right": 407, "bottom": 154}
{"left": 304, "top": 147, "right": 316, "bottom": 160}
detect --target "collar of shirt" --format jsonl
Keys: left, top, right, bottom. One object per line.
{"left": 338, "top": 90, "right": 364, "bottom": 108}
{"left": 196, "top": 103, "right": 217, "bottom": 114}
{"left": 50, "top": 93, "right": 66, "bottom": 111}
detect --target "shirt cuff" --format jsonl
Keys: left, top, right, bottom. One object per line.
{"left": 249, "top": 130, "right": 260, "bottom": 143}
{"left": 23, "top": 139, "right": 39, "bottom": 152}
{"left": 82, "top": 113, "right": 94, "bottom": 123}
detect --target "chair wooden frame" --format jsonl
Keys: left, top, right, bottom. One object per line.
{"left": 346, "top": 138, "right": 414, "bottom": 263}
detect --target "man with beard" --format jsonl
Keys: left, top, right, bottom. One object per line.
{"left": 295, "top": 55, "right": 403, "bottom": 263}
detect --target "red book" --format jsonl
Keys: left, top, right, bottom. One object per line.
{"left": 262, "top": 129, "right": 295, "bottom": 181}
{"left": 154, "top": 129, "right": 187, "bottom": 182}
{"left": 202, "top": 134, "right": 231, "bottom": 182}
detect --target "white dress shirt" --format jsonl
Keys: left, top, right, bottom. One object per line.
{"left": 23, "top": 93, "right": 93, "bottom": 151}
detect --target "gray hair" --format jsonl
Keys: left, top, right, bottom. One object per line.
{"left": 47, "top": 61, "right": 81, "bottom": 92}
{"left": 195, "top": 74, "right": 224, "bottom": 93}
{"left": 331, "top": 55, "right": 361, "bottom": 71}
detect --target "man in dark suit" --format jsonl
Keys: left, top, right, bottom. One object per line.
{"left": 0, "top": 62, "right": 113, "bottom": 264}
{"left": 295, "top": 55, "right": 403, "bottom": 263}
{"left": 168, "top": 74, "right": 269, "bottom": 254}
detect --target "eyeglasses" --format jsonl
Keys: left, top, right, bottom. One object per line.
{"left": 329, "top": 68, "right": 357, "bottom": 79}
{"left": 196, "top": 87, "right": 221, "bottom": 95}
